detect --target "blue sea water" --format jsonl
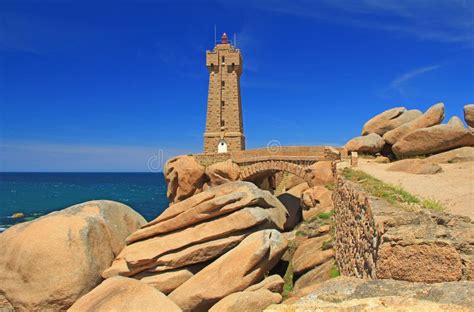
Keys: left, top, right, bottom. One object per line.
{"left": 0, "top": 173, "right": 169, "bottom": 229}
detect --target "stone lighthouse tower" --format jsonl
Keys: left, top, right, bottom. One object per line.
{"left": 204, "top": 33, "right": 245, "bottom": 154}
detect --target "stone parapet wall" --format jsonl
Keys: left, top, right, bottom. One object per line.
{"left": 332, "top": 177, "right": 378, "bottom": 279}
{"left": 333, "top": 175, "right": 474, "bottom": 283}
{"left": 194, "top": 153, "right": 232, "bottom": 167}
{"left": 193, "top": 146, "right": 342, "bottom": 168}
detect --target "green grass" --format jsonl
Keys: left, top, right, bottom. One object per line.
{"left": 342, "top": 168, "right": 445, "bottom": 211}
{"left": 318, "top": 210, "right": 334, "bottom": 220}
{"left": 329, "top": 265, "right": 340, "bottom": 278}
{"left": 421, "top": 198, "right": 445, "bottom": 212}
{"left": 295, "top": 230, "right": 306, "bottom": 237}
{"left": 325, "top": 182, "right": 336, "bottom": 191}
{"left": 282, "top": 258, "right": 294, "bottom": 299}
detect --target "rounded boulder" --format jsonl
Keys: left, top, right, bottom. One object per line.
{"left": 0, "top": 200, "right": 146, "bottom": 311}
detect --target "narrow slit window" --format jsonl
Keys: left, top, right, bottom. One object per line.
{"left": 221, "top": 120, "right": 225, "bottom": 127}
{"left": 221, "top": 56, "right": 225, "bottom": 63}
{"left": 221, "top": 80, "right": 225, "bottom": 87}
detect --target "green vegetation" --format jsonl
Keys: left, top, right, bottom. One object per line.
{"left": 329, "top": 265, "right": 340, "bottom": 278}
{"left": 282, "top": 262, "right": 294, "bottom": 299}
{"left": 341, "top": 168, "right": 445, "bottom": 211}
{"left": 282, "top": 242, "right": 296, "bottom": 299}
{"left": 295, "top": 230, "right": 306, "bottom": 237}
{"left": 325, "top": 182, "right": 335, "bottom": 191}
{"left": 317, "top": 210, "right": 334, "bottom": 220}
{"left": 322, "top": 238, "right": 334, "bottom": 250}
{"left": 421, "top": 198, "right": 445, "bottom": 212}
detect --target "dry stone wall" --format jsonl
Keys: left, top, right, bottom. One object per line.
{"left": 333, "top": 176, "right": 474, "bottom": 283}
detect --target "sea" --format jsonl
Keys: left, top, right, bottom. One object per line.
{"left": 0, "top": 173, "right": 169, "bottom": 231}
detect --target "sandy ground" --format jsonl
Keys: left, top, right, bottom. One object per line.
{"left": 357, "top": 159, "right": 474, "bottom": 220}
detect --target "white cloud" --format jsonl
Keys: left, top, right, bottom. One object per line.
{"left": 385, "top": 64, "right": 441, "bottom": 95}
{"left": 248, "top": 0, "right": 474, "bottom": 45}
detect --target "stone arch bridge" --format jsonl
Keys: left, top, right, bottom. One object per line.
{"left": 194, "top": 146, "right": 342, "bottom": 187}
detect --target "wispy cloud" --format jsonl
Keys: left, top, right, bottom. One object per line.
{"left": 249, "top": 0, "right": 474, "bottom": 46}
{"left": 385, "top": 64, "right": 441, "bottom": 95}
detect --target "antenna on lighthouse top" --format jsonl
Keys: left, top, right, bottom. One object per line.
{"left": 214, "top": 25, "right": 217, "bottom": 47}
{"left": 234, "top": 33, "right": 237, "bottom": 47}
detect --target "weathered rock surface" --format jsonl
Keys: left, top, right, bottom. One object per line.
{"left": 333, "top": 176, "right": 474, "bottom": 282}
{"left": 464, "top": 104, "right": 474, "bottom": 128}
{"left": 292, "top": 234, "right": 334, "bottom": 275}
{"left": 138, "top": 264, "right": 204, "bottom": 295}
{"left": 273, "top": 277, "right": 474, "bottom": 311}
{"left": 392, "top": 116, "right": 474, "bottom": 158}
{"left": 276, "top": 193, "right": 302, "bottom": 231}
{"left": 0, "top": 295, "right": 14, "bottom": 312}
{"left": 0, "top": 200, "right": 145, "bottom": 312}
{"left": 377, "top": 243, "right": 463, "bottom": 282}
{"left": 425, "top": 146, "right": 474, "bottom": 163}
{"left": 284, "top": 174, "right": 306, "bottom": 191}
{"left": 245, "top": 275, "right": 284, "bottom": 293}
{"left": 205, "top": 159, "right": 240, "bottom": 186}
{"left": 361, "top": 107, "right": 405, "bottom": 135}
{"left": 344, "top": 133, "right": 385, "bottom": 154}
{"left": 362, "top": 107, "right": 421, "bottom": 136}
{"left": 165, "top": 155, "right": 206, "bottom": 203}
{"left": 127, "top": 181, "right": 285, "bottom": 243}
{"left": 68, "top": 276, "right": 182, "bottom": 312}
{"left": 383, "top": 102, "right": 445, "bottom": 145}
{"left": 210, "top": 289, "right": 281, "bottom": 312}
{"left": 211, "top": 276, "right": 284, "bottom": 312}
{"left": 301, "top": 186, "right": 333, "bottom": 221}
{"left": 293, "top": 260, "right": 333, "bottom": 291}
{"left": 387, "top": 158, "right": 442, "bottom": 174}
{"left": 169, "top": 230, "right": 288, "bottom": 312}
{"left": 306, "top": 161, "right": 335, "bottom": 186}
{"left": 267, "top": 296, "right": 469, "bottom": 311}
{"left": 104, "top": 205, "right": 285, "bottom": 277}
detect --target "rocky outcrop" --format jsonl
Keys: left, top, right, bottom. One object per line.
{"left": 0, "top": 200, "right": 145, "bottom": 311}
{"left": 306, "top": 161, "right": 335, "bottom": 186}
{"left": 209, "top": 276, "right": 284, "bottom": 312}
{"left": 0, "top": 295, "right": 14, "bottom": 312}
{"left": 333, "top": 176, "right": 474, "bottom": 283}
{"left": 292, "top": 234, "right": 334, "bottom": 275}
{"left": 464, "top": 104, "right": 474, "bottom": 128}
{"left": 209, "top": 289, "right": 281, "bottom": 312}
{"left": 392, "top": 116, "right": 474, "bottom": 158}
{"left": 344, "top": 133, "right": 385, "bottom": 154}
{"left": 266, "top": 277, "right": 473, "bottom": 311}
{"left": 205, "top": 159, "right": 240, "bottom": 186}
{"left": 293, "top": 260, "right": 334, "bottom": 291}
{"left": 362, "top": 107, "right": 421, "bottom": 136}
{"left": 383, "top": 102, "right": 445, "bottom": 145}
{"left": 425, "top": 146, "right": 474, "bottom": 163}
{"left": 387, "top": 159, "right": 442, "bottom": 174}
{"left": 169, "top": 230, "right": 288, "bottom": 312}
{"left": 138, "top": 263, "right": 205, "bottom": 295}
{"left": 102, "top": 181, "right": 288, "bottom": 300}
{"left": 300, "top": 185, "right": 333, "bottom": 221}
{"left": 165, "top": 155, "right": 207, "bottom": 203}
{"left": 68, "top": 277, "right": 182, "bottom": 312}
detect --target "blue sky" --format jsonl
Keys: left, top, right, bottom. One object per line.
{"left": 1, "top": 0, "right": 473, "bottom": 172}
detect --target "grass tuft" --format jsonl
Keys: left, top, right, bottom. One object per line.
{"left": 329, "top": 265, "right": 340, "bottom": 278}
{"left": 318, "top": 210, "right": 334, "bottom": 220}
{"left": 421, "top": 198, "right": 445, "bottom": 212}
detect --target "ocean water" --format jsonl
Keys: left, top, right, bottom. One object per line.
{"left": 0, "top": 173, "right": 169, "bottom": 230}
